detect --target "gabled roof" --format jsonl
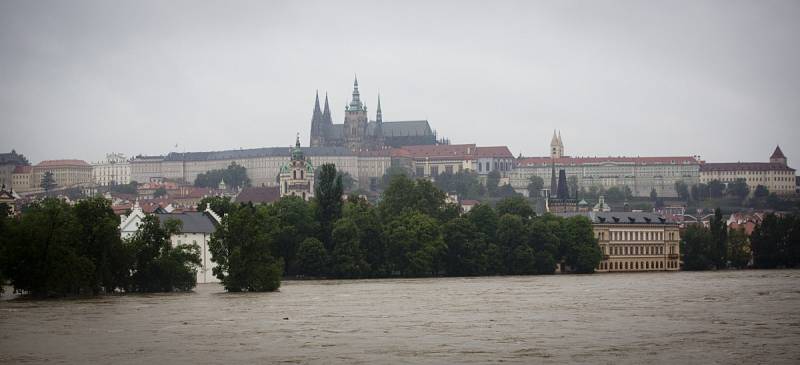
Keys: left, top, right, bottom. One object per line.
{"left": 154, "top": 212, "right": 217, "bottom": 234}
{"left": 771, "top": 145, "right": 786, "bottom": 159}
{"left": 370, "top": 120, "right": 433, "bottom": 137}
{"left": 235, "top": 186, "right": 280, "bottom": 204}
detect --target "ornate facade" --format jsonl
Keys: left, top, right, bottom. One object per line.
{"left": 309, "top": 77, "right": 438, "bottom": 150}
{"left": 92, "top": 153, "right": 131, "bottom": 186}
{"left": 279, "top": 136, "right": 314, "bottom": 201}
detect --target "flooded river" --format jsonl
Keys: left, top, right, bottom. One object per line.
{"left": 1, "top": 270, "right": 799, "bottom": 364}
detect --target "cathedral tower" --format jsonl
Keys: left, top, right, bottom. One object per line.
{"left": 344, "top": 76, "right": 369, "bottom": 151}
{"left": 550, "top": 130, "right": 564, "bottom": 159}
{"left": 309, "top": 91, "right": 324, "bottom": 147}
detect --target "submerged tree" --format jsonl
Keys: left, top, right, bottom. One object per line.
{"left": 127, "top": 216, "right": 200, "bottom": 292}
{"left": 209, "top": 204, "right": 283, "bottom": 291}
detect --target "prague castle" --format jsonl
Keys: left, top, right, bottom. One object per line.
{"left": 309, "top": 77, "right": 438, "bottom": 151}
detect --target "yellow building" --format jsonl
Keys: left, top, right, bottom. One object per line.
{"left": 32, "top": 159, "right": 92, "bottom": 189}
{"left": 563, "top": 212, "right": 681, "bottom": 272}
{"left": 699, "top": 146, "right": 796, "bottom": 195}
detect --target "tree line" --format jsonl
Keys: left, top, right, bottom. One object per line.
{"left": 205, "top": 164, "right": 602, "bottom": 292}
{"left": 0, "top": 197, "right": 199, "bottom": 297}
{"left": 681, "top": 208, "right": 800, "bottom": 270}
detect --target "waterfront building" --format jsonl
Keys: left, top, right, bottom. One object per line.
{"left": 310, "top": 77, "right": 438, "bottom": 150}
{"left": 510, "top": 133, "right": 701, "bottom": 198}
{"left": 699, "top": 146, "right": 796, "bottom": 195}
{"left": 279, "top": 136, "right": 314, "bottom": 200}
{"left": 92, "top": 153, "right": 131, "bottom": 186}
{"left": 32, "top": 159, "right": 92, "bottom": 189}
{"left": 119, "top": 202, "right": 222, "bottom": 284}
{"left": 560, "top": 211, "right": 681, "bottom": 272}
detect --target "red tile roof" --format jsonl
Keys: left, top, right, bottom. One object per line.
{"left": 35, "top": 159, "right": 90, "bottom": 167}
{"left": 519, "top": 156, "right": 699, "bottom": 167}
{"left": 475, "top": 146, "right": 514, "bottom": 158}
{"left": 699, "top": 162, "right": 795, "bottom": 172}
{"left": 13, "top": 165, "right": 32, "bottom": 173}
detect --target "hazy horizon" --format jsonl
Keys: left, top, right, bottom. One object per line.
{"left": 1, "top": 0, "right": 798, "bottom": 165}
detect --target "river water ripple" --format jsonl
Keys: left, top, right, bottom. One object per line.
{"left": 1, "top": 270, "right": 799, "bottom": 364}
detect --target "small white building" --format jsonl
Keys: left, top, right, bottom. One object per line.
{"left": 120, "top": 201, "right": 222, "bottom": 284}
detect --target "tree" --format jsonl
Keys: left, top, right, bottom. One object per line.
{"left": 197, "top": 196, "right": 235, "bottom": 216}
{"left": 343, "top": 198, "right": 387, "bottom": 276}
{"left": 153, "top": 186, "right": 167, "bottom": 198}
{"left": 295, "top": 237, "right": 328, "bottom": 276}
{"left": 314, "top": 163, "right": 343, "bottom": 249}
{"left": 709, "top": 208, "right": 728, "bottom": 269}
{"left": 379, "top": 174, "right": 448, "bottom": 221}
{"left": 266, "top": 196, "right": 319, "bottom": 275}
{"left": 605, "top": 186, "right": 626, "bottom": 202}
{"left": 650, "top": 188, "right": 658, "bottom": 201}
{"left": 675, "top": 181, "right": 690, "bottom": 201}
{"left": 753, "top": 185, "right": 769, "bottom": 198}
{"left": 384, "top": 212, "right": 445, "bottom": 276}
{"left": 434, "top": 171, "right": 485, "bottom": 200}
{"left": 526, "top": 175, "right": 544, "bottom": 198}
{"left": 708, "top": 180, "right": 725, "bottom": 199}
{"left": 442, "top": 217, "right": 489, "bottom": 276}
{"left": 496, "top": 214, "right": 529, "bottom": 274}
{"left": 467, "top": 204, "right": 498, "bottom": 242}
{"left": 727, "top": 179, "right": 749, "bottom": 199}
{"left": 495, "top": 196, "right": 534, "bottom": 219}
{"left": 209, "top": 204, "right": 284, "bottom": 291}
{"left": 330, "top": 218, "right": 369, "bottom": 277}
{"left": 486, "top": 170, "right": 501, "bottom": 196}
{"left": 528, "top": 215, "right": 561, "bottom": 274}
{"left": 681, "top": 224, "right": 715, "bottom": 270}
{"left": 3, "top": 198, "right": 95, "bottom": 296}
{"left": 127, "top": 215, "right": 200, "bottom": 292}
{"left": 195, "top": 162, "right": 251, "bottom": 190}
{"left": 727, "top": 228, "right": 750, "bottom": 269}
{"left": 380, "top": 165, "right": 410, "bottom": 189}
{"left": 73, "top": 196, "right": 130, "bottom": 294}
{"left": 109, "top": 181, "right": 138, "bottom": 195}
{"left": 40, "top": 171, "right": 56, "bottom": 192}
{"left": 561, "top": 216, "right": 602, "bottom": 273}
{"left": 691, "top": 183, "right": 709, "bottom": 201}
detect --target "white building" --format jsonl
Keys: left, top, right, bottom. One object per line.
{"left": 92, "top": 153, "right": 131, "bottom": 186}
{"left": 120, "top": 202, "right": 222, "bottom": 284}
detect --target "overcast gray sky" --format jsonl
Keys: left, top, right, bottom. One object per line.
{"left": 1, "top": 0, "right": 798, "bottom": 165}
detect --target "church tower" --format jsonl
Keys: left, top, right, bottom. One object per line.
{"left": 770, "top": 145, "right": 787, "bottom": 166}
{"left": 344, "top": 76, "right": 369, "bottom": 151}
{"left": 280, "top": 134, "right": 314, "bottom": 201}
{"left": 309, "top": 91, "right": 324, "bottom": 147}
{"left": 550, "top": 130, "right": 564, "bottom": 159}
{"left": 373, "top": 94, "right": 385, "bottom": 149}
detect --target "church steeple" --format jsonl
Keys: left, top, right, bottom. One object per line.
{"left": 348, "top": 75, "right": 364, "bottom": 111}
{"left": 310, "top": 90, "right": 324, "bottom": 146}
{"left": 376, "top": 94, "right": 383, "bottom": 124}
{"left": 322, "top": 92, "right": 332, "bottom": 125}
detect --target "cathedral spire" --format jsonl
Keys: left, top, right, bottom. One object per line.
{"left": 322, "top": 92, "right": 332, "bottom": 124}
{"left": 349, "top": 75, "right": 363, "bottom": 111}
{"left": 376, "top": 93, "right": 382, "bottom": 124}
{"left": 314, "top": 90, "right": 321, "bottom": 114}
{"left": 310, "top": 90, "right": 324, "bottom": 146}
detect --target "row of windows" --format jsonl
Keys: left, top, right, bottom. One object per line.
{"left": 606, "top": 245, "right": 676, "bottom": 256}
{"left": 602, "top": 230, "right": 677, "bottom": 241}
{"left": 599, "top": 260, "right": 678, "bottom": 270}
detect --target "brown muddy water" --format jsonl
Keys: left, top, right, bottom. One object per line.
{"left": 1, "top": 270, "right": 799, "bottom": 364}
